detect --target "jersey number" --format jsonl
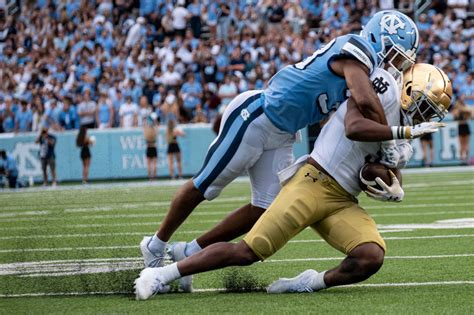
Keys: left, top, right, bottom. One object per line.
{"left": 294, "top": 39, "right": 336, "bottom": 70}
{"left": 317, "top": 89, "right": 350, "bottom": 114}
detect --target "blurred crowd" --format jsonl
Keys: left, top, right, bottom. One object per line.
{"left": 0, "top": 0, "right": 472, "bottom": 134}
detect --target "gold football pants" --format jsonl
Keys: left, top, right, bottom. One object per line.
{"left": 243, "top": 163, "right": 386, "bottom": 260}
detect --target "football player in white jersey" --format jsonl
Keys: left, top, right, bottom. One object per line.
{"left": 134, "top": 64, "right": 452, "bottom": 299}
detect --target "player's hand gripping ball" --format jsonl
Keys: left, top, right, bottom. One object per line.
{"left": 358, "top": 162, "right": 402, "bottom": 191}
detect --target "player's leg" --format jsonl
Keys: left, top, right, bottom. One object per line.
{"left": 156, "top": 179, "right": 205, "bottom": 242}
{"left": 173, "top": 120, "right": 294, "bottom": 256}
{"left": 135, "top": 164, "right": 322, "bottom": 300}
{"left": 194, "top": 203, "right": 260, "bottom": 248}
{"left": 178, "top": 240, "right": 258, "bottom": 276}
{"left": 268, "top": 204, "right": 386, "bottom": 293}
{"left": 142, "top": 90, "right": 266, "bottom": 267}
{"left": 324, "top": 242, "right": 384, "bottom": 286}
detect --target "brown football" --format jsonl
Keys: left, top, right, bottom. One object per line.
{"left": 358, "top": 162, "right": 402, "bottom": 191}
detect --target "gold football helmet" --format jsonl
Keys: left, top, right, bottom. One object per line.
{"left": 401, "top": 63, "right": 453, "bottom": 124}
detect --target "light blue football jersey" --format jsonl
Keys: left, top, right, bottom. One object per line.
{"left": 263, "top": 34, "right": 378, "bottom": 134}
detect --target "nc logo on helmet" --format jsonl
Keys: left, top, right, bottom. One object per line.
{"left": 380, "top": 14, "right": 406, "bottom": 35}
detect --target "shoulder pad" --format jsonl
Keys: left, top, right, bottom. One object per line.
{"left": 340, "top": 36, "right": 377, "bottom": 73}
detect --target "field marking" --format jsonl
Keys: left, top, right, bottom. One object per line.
{"left": 0, "top": 210, "right": 474, "bottom": 234}
{"left": 0, "top": 211, "right": 50, "bottom": 218}
{"left": 1, "top": 229, "right": 473, "bottom": 242}
{"left": 2, "top": 194, "right": 472, "bottom": 214}
{"left": 1, "top": 232, "right": 474, "bottom": 253}
{"left": 1, "top": 253, "right": 473, "bottom": 277}
{"left": 0, "top": 196, "right": 249, "bottom": 213}
{"left": 2, "top": 280, "right": 473, "bottom": 298}
{"left": 403, "top": 179, "right": 474, "bottom": 188}
{"left": 0, "top": 165, "right": 470, "bottom": 194}
{"left": 1, "top": 206, "right": 473, "bottom": 223}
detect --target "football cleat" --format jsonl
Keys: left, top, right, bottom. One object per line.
{"left": 140, "top": 236, "right": 165, "bottom": 268}
{"left": 267, "top": 269, "right": 319, "bottom": 294}
{"left": 167, "top": 242, "right": 193, "bottom": 293}
{"left": 134, "top": 267, "right": 170, "bottom": 300}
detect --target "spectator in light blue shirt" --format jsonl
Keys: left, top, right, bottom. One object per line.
{"left": 1, "top": 98, "right": 15, "bottom": 133}
{"left": 130, "top": 79, "right": 143, "bottom": 104}
{"left": 0, "top": 150, "right": 19, "bottom": 188}
{"left": 15, "top": 100, "right": 33, "bottom": 132}
{"left": 58, "top": 97, "right": 79, "bottom": 130}
{"left": 141, "top": 0, "right": 157, "bottom": 17}
{"left": 96, "top": 93, "right": 114, "bottom": 129}
{"left": 180, "top": 73, "right": 203, "bottom": 119}
{"left": 459, "top": 73, "right": 474, "bottom": 107}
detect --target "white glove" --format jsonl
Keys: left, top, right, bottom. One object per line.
{"left": 391, "top": 122, "right": 446, "bottom": 139}
{"left": 380, "top": 140, "right": 400, "bottom": 169}
{"left": 365, "top": 170, "right": 404, "bottom": 202}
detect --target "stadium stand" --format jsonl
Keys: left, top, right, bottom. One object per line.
{"left": 0, "top": 0, "right": 472, "bottom": 134}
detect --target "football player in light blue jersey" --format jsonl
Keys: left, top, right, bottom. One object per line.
{"left": 263, "top": 34, "right": 379, "bottom": 135}
{"left": 138, "top": 10, "right": 427, "bottom": 293}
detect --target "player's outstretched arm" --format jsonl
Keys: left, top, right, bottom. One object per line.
{"left": 333, "top": 59, "right": 388, "bottom": 125}
{"left": 345, "top": 99, "right": 446, "bottom": 142}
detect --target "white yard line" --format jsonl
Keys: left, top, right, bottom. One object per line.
{"left": 0, "top": 253, "right": 473, "bottom": 277}
{"left": 2, "top": 194, "right": 472, "bottom": 214}
{"left": 1, "top": 206, "right": 473, "bottom": 223}
{"left": 0, "top": 197, "right": 249, "bottom": 213}
{"left": 0, "top": 165, "right": 471, "bottom": 194}
{"left": 1, "top": 232, "right": 473, "bottom": 242}
{"left": 0, "top": 211, "right": 50, "bottom": 218}
{"left": 1, "top": 235, "right": 474, "bottom": 253}
{"left": 0, "top": 281, "right": 473, "bottom": 298}
{"left": 1, "top": 213, "right": 474, "bottom": 231}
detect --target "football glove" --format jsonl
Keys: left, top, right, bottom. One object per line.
{"left": 365, "top": 170, "right": 404, "bottom": 202}
{"left": 391, "top": 122, "right": 446, "bottom": 139}
{"left": 380, "top": 140, "right": 400, "bottom": 169}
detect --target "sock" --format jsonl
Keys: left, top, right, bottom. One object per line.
{"left": 148, "top": 234, "right": 167, "bottom": 254}
{"left": 160, "top": 262, "right": 181, "bottom": 284}
{"left": 185, "top": 239, "right": 202, "bottom": 257}
{"left": 311, "top": 270, "right": 327, "bottom": 291}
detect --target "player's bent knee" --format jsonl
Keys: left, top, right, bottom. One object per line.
{"left": 351, "top": 243, "right": 385, "bottom": 277}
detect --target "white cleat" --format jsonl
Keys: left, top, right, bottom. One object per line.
{"left": 167, "top": 241, "right": 193, "bottom": 293}
{"left": 134, "top": 267, "right": 170, "bottom": 300}
{"left": 267, "top": 269, "right": 319, "bottom": 293}
{"left": 140, "top": 236, "right": 165, "bottom": 268}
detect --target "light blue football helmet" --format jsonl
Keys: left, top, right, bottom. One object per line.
{"left": 360, "top": 10, "right": 419, "bottom": 79}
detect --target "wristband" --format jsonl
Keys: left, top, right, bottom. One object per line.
{"left": 391, "top": 126, "right": 409, "bottom": 139}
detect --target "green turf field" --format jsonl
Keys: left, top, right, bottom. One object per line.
{"left": 1, "top": 168, "right": 473, "bottom": 314}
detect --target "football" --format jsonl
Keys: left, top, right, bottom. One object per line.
{"left": 359, "top": 162, "right": 402, "bottom": 191}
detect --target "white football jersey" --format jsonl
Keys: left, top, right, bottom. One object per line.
{"left": 310, "top": 68, "right": 401, "bottom": 196}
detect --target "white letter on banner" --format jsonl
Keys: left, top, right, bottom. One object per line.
{"left": 411, "top": 138, "right": 423, "bottom": 161}
{"left": 440, "top": 122, "right": 459, "bottom": 160}
{"left": 122, "top": 155, "right": 131, "bottom": 169}
{"left": 120, "top": 136, "right": 136, "bottom": 150}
